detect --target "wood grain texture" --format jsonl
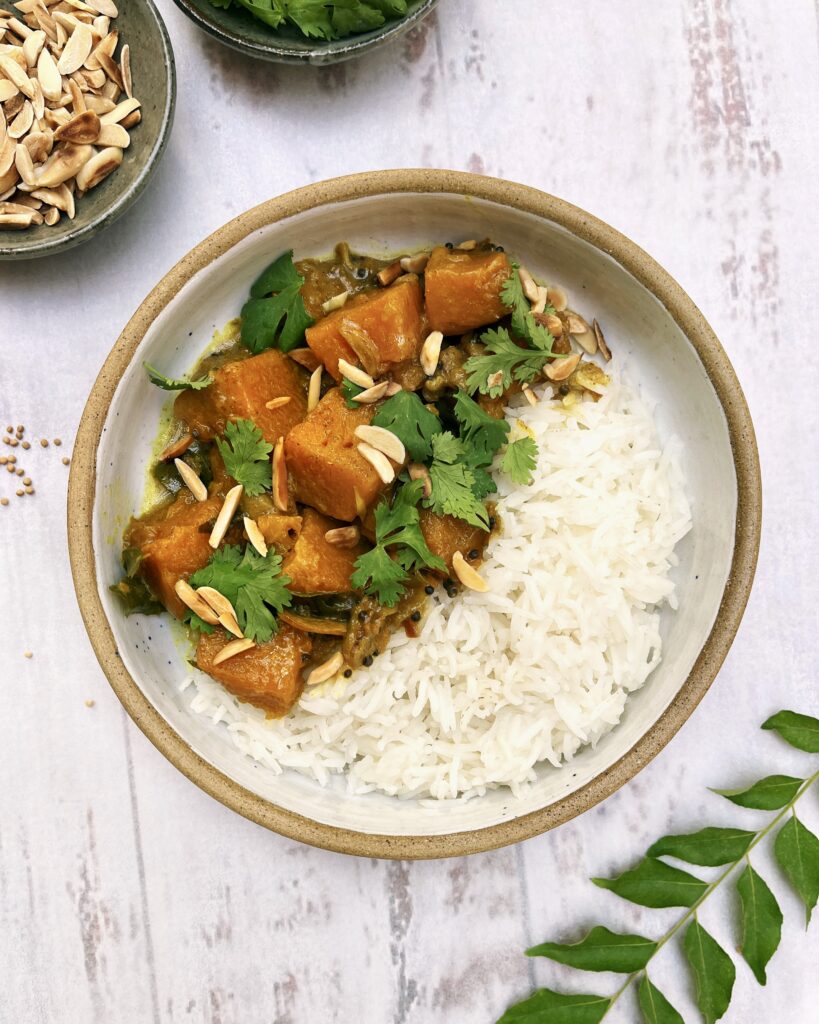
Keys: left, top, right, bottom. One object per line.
{"left": 1, "top": 1, "right": 817, "bottom": 1020}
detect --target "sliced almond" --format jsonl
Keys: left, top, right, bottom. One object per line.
{"left": 159, "top": 432, "right": 193, "bottom": 461}
{"left": 174, "top": 457, "right": 207, "bottom": 502}
{"left": 531, "top": 285, "right": 548, "bottom": 315}
{"left": 35, "top": 142, "right": 92, "bottom": 187}
{"left": 0, "top": 80, "right": 19, "bottom": 103}
{"left": 306, "top": 651, "right": 344, "bottom": 686}
{"left": 324, "top": 525, "right": 360, "bottom": 549}
{"left": 100, "top": 76, "right": 118, "bottom": 100}
{"left": 13, "top": 141, "right": 35, "bottom": 185}
{"left": 0, "top": 135, "right": 15, "bottom": 178}
{"left": 35, "top": 46, "right": 61, "bottom": 101}
{"left": 119, "top": 108, "right": 140, "bottom": 130}
{"left": 3, "top": 93, "right": 26, "bottom": 120}
{"left": 93, "top": 16, "right": 110, "bottom": 36}
{"left": 0, "top": 55, "right": 35, "bottom": 99}
{"left": 6, "top": 17, "right": 32, "bottom": 41}
{"left": 272, "top": 438, "right": 288, "bottom": 512}
{"left": 337, "top": 358, "right": 374, "bottom": 389}
{"left": 2, "top": 193, "right": 39, "bottom": 209}
{"left": 30, "top": 77, "right": 43, "bottom": 119}
{"left": 486, "top": 370, "right": 504, "bottom": 391}
{"left": 8, "top": 99, "right": 33, "bottom": 138}
{"left": 307, "top": 364, "right": 322, "bottom": 413}
{"left": 119, "top": 41, "right": 131, "bottom": 97}
{"left": 518, "top": 265, "right": 539, "bottom": 304}
{"left": 208, "top": 483, "right": 243, "bottom": 549}
{"left": 195, "top": 586, "right": 237, "bottom": 621}
{"left": 96, "top": 50, "right": 121, "bottom": 90}
{"left": 83, "top": 93, "right": 114, "bottom": 114}
{"left": 537, "top": 312, "right": 563, "bottom": 337}
{"left": 31, "top": 184, "right": 72, "bottom": 212}
{"left": 420, "top": 330, "right": 443, "bottom": 376}
{"left": 544, "top": 352, "right": 582, "bottom": 382}
{"left": 357, "top": 441, "right": 394, "bottom": 485}
{"left": 218, "top": 611, "right": 243, "bottom": 639}
{"left": 547, "top": 284, "right": 568, "bottom": 312}
{"left": 57, "top": 23, "right": 92, "bottom": 75}
{"left": 376, "top": 261, "right": 401, "bottom": 287}
{"left": 243, "top": 515, "right": 268, "bottom": 557}
{"left": 0, "top": 210, "right": 33, "bottom": 228}
{"left": 321, "top": 290, "right": 348, "bottom": 314}
{"left": 53, "top": 107, "right": 98, "bottom": 143}
{"left": 212, "top": 637, "right": 255, "bottom": 667}
{"left": 288, "top": 348, "right": 320, "bottom": 372}
{"left": 521, "top": 383, "right": 538, "bottom": 406}
{"left": 452, "top": 550, "right": 489, "bottom": 592}
{"left": 82, "top": 67, "right": 106, "bottom": 89}
{"left": 0, "top": 165, "right": 20, "bottom": 194}
{"left": 457, "top": 239, "right": 477, "bottom": 250}
{"left": 22, "top": 29, "right": 45, "bottom": 67}
{"left": 351, "top": 380, "right": 389, "bottom": 404}
{"left": 87, "top": 0, "right": 119, "bottom": 17}
{"left": 173, "top": 579, "right": 219, "bottom": 625}
{"left": 42, "top": 204, "right": 59, "bottom": 225}
{"left": 399, "top": 252, "right": 428, "bottom": 273}
{"left": 408, "top": 462, "right": 432, "bottom": 498}
{"left": 354, "top": 424, "right": 405, "bottom": 464}
{"left": 99, "top": 95, "right": 138, "bottom": 124}
{"left": 74, "top": 144, "right": 120, "bottom": 190}
{"left": 384, "top": 381, "right": 402, "bottom": 397}
{"left": 67, "top": 77, "right": 86, "bottom": 114}
{"left": 593, "top": 319, "right": 611, "bottom": 361}
{"left": 264, "top": 396, "right": 291, "bottom": 412}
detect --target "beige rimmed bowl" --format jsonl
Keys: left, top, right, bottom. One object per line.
{"left": 68, "top": 170, "right": 761, "bottom": 860}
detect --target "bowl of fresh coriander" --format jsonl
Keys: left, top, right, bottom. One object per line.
{"left": 171, "top": 0, "right": 437, "bottom": 64}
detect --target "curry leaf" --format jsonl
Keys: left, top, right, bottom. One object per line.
{"left": 712, "top": 775, "right": 805, "bottom": 810}
{"left": 762, "top": 710, "right": 819, "bottom": 753}
{"left": 683, "top": 920, "right": 736, "bottom": 1024}
{"left": 774, "top": 814, "right": 819, "bottom": 925}
{"left": 647, "top": 827, "right": 755, "bottom": 867}
{"left": 496, "top": 988, "right": 611, "bottom": 1024}
{"left": 527, "top": 926, "right": 656, "bottom": 973}
{"left": 736, "top": 863, "right": 782, "bottom": 984}
{"left": 637, "top": 975, "right": 685, "bottom": 1024}
{"left": 592, "top": 857, "right": 707, "bottom": 908}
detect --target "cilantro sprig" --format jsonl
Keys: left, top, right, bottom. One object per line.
{"left": 188, "top": 544, "right": 292, "bottom": 643}
{"left": 351, "top": 480, "right": 445, "bottom": 606}
{"left": 425, "top": 432, "right": 490, "bottom": 530}
{"left": 208, "top": 0, "right": 409, "bottom": 41}
{"left": 240, "top": 250, "right": 313, "bottom": 354}
{"left": 501, "top": 436, "right": 538, "bottom": 486}
{"left": 216, "top": 418, "right": 273, "bottom": 496}
{"left": 372, "top": 390, "right": 443, "bottom": 461}
{"left": 144, "top": 363, "right": 213, "bottom": 392}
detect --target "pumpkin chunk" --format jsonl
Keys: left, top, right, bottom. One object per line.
{"left": 424, "top": 246, "right": 511, "bottom": 335}
{"left": 284, "top": 508, "right": 370, "bottom": 594}
{"left": 418, "top": 508, "right": 489, "bottom": 574}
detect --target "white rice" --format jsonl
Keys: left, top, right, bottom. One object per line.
{"left": 186, "top": 374, "right": 692, "bottom": 800}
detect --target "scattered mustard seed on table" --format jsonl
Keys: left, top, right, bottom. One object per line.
{"left": 62, "top": 458, "right": 70, "bottom": 466}
{"left": 0, "top": 498, "right": 8, "bottom": 507}
{"left": 39, "top": 439, "right": 48, "bottom": 448}
{"left": 23, "top": 651, "right": 32, "bottom": 659}
{"left": 54, "top": 439, "right": 62, "bottom": 447}
{"left": 85, "top": 700, "right": 95, "bottom": 709}
{"left": 21, "top": 442, "right": 30, "bottom": 450}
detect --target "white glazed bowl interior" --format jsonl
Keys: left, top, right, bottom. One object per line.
{"left": 93, "top": 191, "right": 736, "bottom": 839}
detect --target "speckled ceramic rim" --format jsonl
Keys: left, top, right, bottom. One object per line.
{"left": 68, "top": 170, "right": 761, "bottom": 860}
{"left": 0, "top": 0, "right": 176, "bottom": 261}
{"left": 170, "top": 0, "right": 436, "bottom": 65}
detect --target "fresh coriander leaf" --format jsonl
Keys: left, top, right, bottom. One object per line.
{"left": 426, "top": 432, "right": 489, "bottom": 530}
{"left": 637, "top": 975, "right": 685, "bottom": 1024}
{"left": 501, "top": 261, "right": 558, "bottom": 351}
{"left": 465, "top": 460, "right": 497, "bottom": 500}
{"left": 501, "top": 436, "right": 538, "bottom": 485}
{"left": 227, "top": 0, "right": 287, "bottom": 29}
{"left": 144, "top": 363, "right": 212, "bottom": 391}
{"left": 216, "top": 418, "right": 273, "bottom": 496}
{"left": 452, "top": 389, "right": 509, "bottom": 462}
{"left": 774, "top": 814, "right": 819, "bottom": 925}
{"left": 367, "top": 0, "right": 407, "bottom": 14}
{"left": 527, "top": 925, "right": 657, "bottom": 973}
{"left": 737, "top": 863, "right": 783, "bottom": 984}
{"left": 464, "top": 327, "right": 550, "bottom": 397}
{"left": 372, "top": 390, "right": 443, "bottom": 461}
{"left": 341, "top": 377, "right": 365, "bottom": 407}
{"left": 647, "top": 827, "right": 756, "bottom": 867}
{"left": 109, "top": 577, "right": 163, "bottom": 617}
{"left": 496, "top": 988, "right": 611, "bottom": 1024}
{"left": 592, "top": 857, "right": 708, "bottom": 908}
{"left": 331, "top": 2, "right": 385, "bottom": 37}
{"left": 189, "top": 544, "right": 292, "bottom": 643}
{"left": 712, "top": 775, "right": 805, "bottom": 810}
{"left": 762, "top": 710, "right": 819, "bottom": 752}
{"left": 351, "top": 544, "right": 408, "bottom": 606}
{"left": 241, "top": 250, "right": 313, "bottom": 353}
{"left": 683, "top": 919, "right": 736, "bottom": 1024}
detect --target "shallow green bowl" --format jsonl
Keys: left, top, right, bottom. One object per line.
{"left": 0, "top": 0, "right": 176, "bottom": 261}
{"left": 171, "top": 0, "right": 437, "bottom": 65}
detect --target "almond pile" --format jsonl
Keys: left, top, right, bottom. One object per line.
{"left": 0, "top": 0, "right": 139, "bottom": 231}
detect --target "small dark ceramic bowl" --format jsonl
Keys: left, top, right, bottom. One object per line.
{"left": 0, "top": 0, "right": 175, "bottom": 261}
{"left": 171, "top": 0, "right": 437, "bottom": 65}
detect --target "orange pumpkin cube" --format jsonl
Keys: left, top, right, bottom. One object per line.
{"left": 424, "top": 246, "right": 511, "bottom": 335}
{"left": 306, "top": 276, "right": 426, "bottom": 380}
{"left": 196, "top": 624, "right": 312, "bottom": 716}
{"left": 418, "top": 508, "right": 490, "bottom": 574}
{"left": 283, "top": 508, "right": 370, "bottom": 594}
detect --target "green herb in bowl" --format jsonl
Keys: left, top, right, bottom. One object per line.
{"left": 208, "top": 0, "right": 411, "bottom": 40}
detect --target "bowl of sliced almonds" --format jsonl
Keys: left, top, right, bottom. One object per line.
{"left": 0, "top": 0, "right": 175, "bottom": 259}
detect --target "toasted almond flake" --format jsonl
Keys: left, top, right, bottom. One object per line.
{"left": 3, "top": 94, "right": 26, "bottom": 120}
{"left": 31, "top": 184, "right": 71, "bottom": 212}
{"left": 288, "top": 347, "right": 320, "bottom": 372}
{"left": 100, "top": 76, "right": 118, "bottom": 100}
{"left": 0, "top": 136, "right": 17, "bottom": 177}
{"left": 486, "top": 370, "right": 504, "bottom": 390}
{"left": 243, "top": 515, "right": 268, "bottom": 557}
{"left": 42, "top": 203, "right": 59, "bottom": 224}
{"left": 457, "top": 239, "right": 477, "bottom": 250}
{"left": 0, "top": 80, "right": 19, "bottom": 102}
{"left": 98, "top": 95, "right": 138, "bottom": 124}
{"left": 521, "top": 383, "right": 538, "bottom": 406}
{"left": 173, "top": 579, "right": 219, "bottom": 625}
{"left": 337, "top": 358, "right": 374, "bottom": 389}
{"left": 566, "top": 312, "right": 590, "bottom": 336}
{"left": 22, "top": 29, "right": 44, "bottom": 66}
{"left": 0, "top": 55, "right": 35, "bottom": 98}
{"left": 452, "top": 550, "right": 489, "bottom": 592}
{"left": 540, "top": 312, "right": 563, "bottom": 336}
{"left": 93, "top": 15, "right": 110, "bottom": 36}
{"left": 264, "top": 396, "right": 291, "bottom": 411}
{"left": 74, "top": 144, "right": 120, "bottom": 190}
{"left": 593, "top": 319, "right": 611, "bottom": 361}
{"left": 83, "top": 92, "right": 114, "bottom": 114}
{"left": 30, "top": 77, "right": 43, "bottom": 119}
{"left": 119, "top": 107, "right": 139, "bottom": 129}
{"left": 0, "top": 210, "right": 32, "bottom": 227}
{"left": 67, "top": 77, "right": 85, "bottom": 114}
{"left": 57, "top": 24, "right": 92, "bottom": 75}
{"left": 212, "top": 637, "right": 255, "bottom": 666}
{"left": 13, "top": 141, "right": 35, "bottom": 184}
{"left": 208, "top": 483, "right": 243, "bottom": 549}
{"left": 321, "top": 290, "right": 348, "bottom": 314}
{"left": 97, "top": 49, "right": 121, "bottom": 89}
{"left": 173, "top": 457, "right": 207, "bottom": 501}
{"left": 518, "top": 265, "right": 539, "bottom": 304}
{"left": 35, "top": 45, "right": 61, "bottom": 101}
{"left": 306, "top": 651, "right": 344, "bottom": 686}
{"left": 272, "top": 438, "right": 288, "bottom": 512}
{"left": 420, "top": 330, "right": 443, "bottom": 376}
{"left": 408, "top": 462, "right": 432, "bottom": 498}
{"left": 354, "top": 424, "right": 405, "bottom": 463}
{"left": 324, "top": 525, "right": 360, "bottom": 549}
{"left": 159, "top": 432, "right": 192, "bottom": 461}
{"left": 531, "top": 285, "right": 548, "bottom": 315}
{"left": 547, "top": 284, "right": 568, "bottom": 312}
{"left": 54, "top": 107, "right": 98, "bottom": 143}
{"left": 35, "top": 141, "right": 92, "bottom": 187}
{"left": 119, "top": 41, "right": 130, "bottom": 97}
{"left": 195, "top": 586, "right": 237, "bottom": 620}
{"left": 307, "top": 364, "right": 322, "bottom": 412}
{"left": 399, "top": 252, "right": 429, "bottom": 273}
{"left": 6, "top": 17, "right": 32, "bottom": 40}
{"left": 8, "top": 99, "right": 33, "bottom": 138}
{"left": 218, "top": 611, "right": 243, "bottom": 639}
{"left": 383, "top": 381, "right": 402, "bottom": 397}
{"left": 87, "top": 0, "right": 118, "bottom": 18}
{"left": 357, "top": 441, "right": 394, "bottom": 484}
{"left": 376, "top": 261, "right": 401, "bottom": 287}
{"left": 83, "top": 67, "right": 105, "bottom": 89}
{"left": 351, "top": 380, "right": 389, "bottom": 404}
{"left": 544, "top": 352, "right": 582, "bottom": 382}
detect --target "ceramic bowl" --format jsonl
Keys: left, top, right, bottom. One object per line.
{"left": 171, "top": 0, "right": 437, "bottom": 65}
{"left": 68, "top": 170, "right": 761, "bottom": 859}
{"left": 0, "top": 0, "right": 175, "bottom": 261}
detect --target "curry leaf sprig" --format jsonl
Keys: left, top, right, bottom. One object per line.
{"left": 499, "top": 710, "right": 819, "bottom": 1024}
{"left": 240, "top": 250, "right": 313, "bottom": 354}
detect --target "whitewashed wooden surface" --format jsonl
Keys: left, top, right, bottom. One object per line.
{"left": 1, "top": 1, "right": 818, "bottom": 1020}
